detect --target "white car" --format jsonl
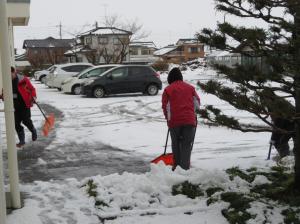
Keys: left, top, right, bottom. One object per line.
{"left": 34, "top": 65, "right": 54, "bottom": 83}
{"left": 45, "top": 63, "right": 93, "bottom": 90}
{"left": 61, "top": 64, "right": 119, "bottom": 95}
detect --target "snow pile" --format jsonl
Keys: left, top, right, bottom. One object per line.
{"left": 81, "top": 163, "right": 229, "bottom": 223}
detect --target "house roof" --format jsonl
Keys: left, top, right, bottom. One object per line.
{"left": 8, "top": 0, "right": 30, "bottom": 2}
{"left": 129, "top": 41, "right": 157, "bottom": 49}
{"left": 23, "top": 37, "right": 75, "bottom": 49}
{"left": 64, "top": 45, "right": 95, "bottom": 56}
{"left": 79, "top": 27, "right": 132, "bottom": 37}
{"left": 176, "top": 38, "right": 201, "bottom": 45}
{"left": 153, "top": 45, "right": 177, "bottom": 56}
{"left": 15, "top": 53, "right": 27, "bottom": 61}
{"left": 206, "top": 50, "right": 240, "bottom": 58}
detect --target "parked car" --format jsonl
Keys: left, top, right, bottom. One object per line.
{"left": 45, "top": 63, "right": 93, "bottom": 90}
{"left": 61, "top": 64, "right": 120, "bottom": 95}
{"left": 81, "top": 65, "right": 162, "bottom": 98}
{"left": 34, "top": 65, "right": 54, "bottom": 83}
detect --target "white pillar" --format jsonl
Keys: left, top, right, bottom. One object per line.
{"left": 8, "top": 18, "right": 15, "bottom": 66}
{"left": 0, "top": 123, "right": 6, "bottom": 224}
{"left": 0, "top": 0, "right": 21, "bottom": 209}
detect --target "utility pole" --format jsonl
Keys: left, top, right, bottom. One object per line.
{"left": 102, "top": 3, "right": 108, "bottom": 19}
{"left": 58, "top": 22, "right": 62, "bottom": 39}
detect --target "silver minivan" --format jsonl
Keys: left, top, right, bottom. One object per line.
{"left": 45, "top": 63, "right": 93, "bottom": 90}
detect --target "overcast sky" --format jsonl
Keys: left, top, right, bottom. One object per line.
{"left": 13, "top": 0, "right": 273, "bottom": 53}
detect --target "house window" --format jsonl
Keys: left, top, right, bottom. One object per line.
{"left": 99, "top": 37, "right": 108, "bottom": 44}
{"left": 85, "top": 36, "right": 92, "bottom": 45}
{"left": 113, "top": 38, "right": 120, "bottom": 45}
{"left": 131, "top": 49, "right": 139, "bottom": 55}
{"left": 141, "top": 49, "right": 150, "bottom": 55}
{"left": 189, "top": 47, "right": 199, "bottom": 53}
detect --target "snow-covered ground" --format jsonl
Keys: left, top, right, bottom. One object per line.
{"left": 2, "top": 66, "right": 285, "bottom": 223}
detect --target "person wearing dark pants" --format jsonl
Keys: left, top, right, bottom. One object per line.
{"left": 162, "top": 67, "right": 200, "bottom": 170}
{"left": 170, "top": 125, "right": 196, "bottom": 170}
{"left": 10, "top": 66, "right": 37, "bottom": 147}
{"left": 270, "top": 117, "right": 295, "bottom": 158}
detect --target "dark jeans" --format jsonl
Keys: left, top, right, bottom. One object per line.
{"left": 170, "top": 125, "right": 196, "bottom": 170}
{"left": 271, "top": 132, "right": 294, "bottom": 158}
{"left": 14, "top": 107, "right": 35, "bottom": 133}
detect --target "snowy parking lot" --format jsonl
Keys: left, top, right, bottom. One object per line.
{"left": 3, "top": 66, "right": 281, "bottom": 224}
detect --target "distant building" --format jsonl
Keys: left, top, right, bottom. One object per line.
{"left": 206, "top": 50, "right": 241, "bottom": 68}
{"left": 23, "top": 37, "right": 74, "bottom": 68}
{"left": 15, "top": 53, "right": 31, "bottom": 72}
{"left": 154, "top": 39, "right": 205, "bottom": 64}
{"left": 65, "top": 27, "right": 132, "bottom": 64}
{"left": 128, "top": 41, "right": 157, "bottom": 64}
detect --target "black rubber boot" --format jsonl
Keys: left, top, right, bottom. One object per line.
{"left": 16, "top": 130, "right": 25, "bottom": 148}
{"left": 32, "top": 128, "right": 37, "bottom": 141}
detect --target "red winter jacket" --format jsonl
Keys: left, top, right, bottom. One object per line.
{"left": 15, "top": 74, "right": 36, "bottom": 108}
{"left": 162, "top": 80, "right": 200, "bottom": 128}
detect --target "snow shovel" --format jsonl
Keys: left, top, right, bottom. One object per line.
{"left": 151, "top": 129, "right": 174, "bottom": 166}
{"left": 267, "top": 142, "right": 273, "bottom": 160}
{"left": 34, "top": 99, "right": 55, "bottom": 137}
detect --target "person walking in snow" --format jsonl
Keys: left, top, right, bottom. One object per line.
{"left": 1, "top": 67, "right": 37, "bottom": 148}
{"left": 259, "top": 89, "right": 295, "bottom": 158}
{"left": 162, "top": 67, "right": 200, "bottom": 170}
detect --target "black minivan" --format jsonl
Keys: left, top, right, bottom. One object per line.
{"left": 81, "top": 65, "right": 162, "bottom": 98}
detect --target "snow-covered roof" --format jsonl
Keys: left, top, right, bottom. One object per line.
{"left": 64, "top": 45, "right": 94, "bottom": 55}
{"left": 153, "top": 46, "right": 177, "bottom": 56}
{"left": 129, "top": 42, "right": 157, "bottom": 49}
{"left": 23, "top": 37, "right": 74, "bottom": 49}
{"left": 206, "top": 50, "right": 240, "bottom": 58}
{"left": 79, "top": 27, "right": 132, "bottom": 37}
{"left": 176, "top": 38, "right": 201, "bottom": 45}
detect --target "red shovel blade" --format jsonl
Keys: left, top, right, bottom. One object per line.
{"left": 42, "top": 113, "right": 55, "bottom": 137}
{"left": 151, "top": 153, "right": 174, "bottom": 166}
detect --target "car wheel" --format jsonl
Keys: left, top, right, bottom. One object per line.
{"left": 146, "top": 84, "right": 158, "bottom": 96}
{"left": 72, "top": 85, "right": 81, "bottom": 95}
{"left": 40, "top": 76, "right": 46, "bottom": 83}
{"left": 93, "top": 87, "right": 105, "bottom": 98}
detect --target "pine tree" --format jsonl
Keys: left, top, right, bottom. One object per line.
{"left": 197, "top": 0, "right": 300, "bottom": 190}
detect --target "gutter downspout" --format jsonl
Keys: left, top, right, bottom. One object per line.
{"left": 0, "top": 0, "right": 21, "bottom": 209}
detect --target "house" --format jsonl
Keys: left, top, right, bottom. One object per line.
{"left": 236, "top": 43, "right": 271, "bottom": 73}
{"left": 128, "top": 41, "right": 157, "bottom": 64}
{"left": 23, "top": 37, "right": 74, "bottom": 68}
{"left": 206, "top": 50, "right": 241, "bottom": 68}
{"left": 65, "top": 27, "right": 132, "bottom": 64}
{"left": 15, "top": 53, "right": 31, "bottom": 72}
{"left": 154, "top": 39, "right": 205, "bottom": 64}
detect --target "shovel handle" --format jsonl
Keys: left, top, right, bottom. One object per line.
{"left": 33, "top": 98, "right": 49, "bottom": 122}
{"left": 164, "top": 129, "right": 170, "bottom": 155}
{"left": 267, "top": 142, "right": 273, "bottom": 160}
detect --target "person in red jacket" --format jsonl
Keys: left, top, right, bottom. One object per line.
{"left": 162, "top": 67, "right": 200, "bottom": 170}
{"left": 11, "top": 66, "right": 37, "bottom": 147}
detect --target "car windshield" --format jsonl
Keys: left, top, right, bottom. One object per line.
{"left": 47, "top": 66, "right": 54, "bottom": 71}
{"left": 87, "top": 67, "right": 115, "bottom": 78}
{"left": 73, "top": 67, "right": 94, "bottom": 77}
{"left": 49, "top": 66, "right": 57, "bottom": 73}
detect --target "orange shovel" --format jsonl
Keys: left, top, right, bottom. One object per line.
{"left": 34, "top": 99, "right": 55, "bottom": 136}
